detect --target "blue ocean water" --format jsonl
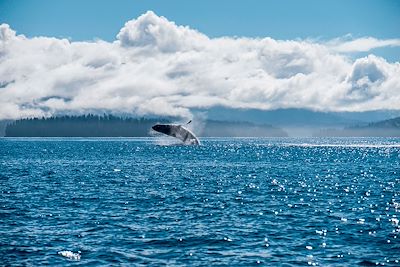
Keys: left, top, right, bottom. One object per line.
{"left": 0, "top": 137, "right": 399, "bottom": 266}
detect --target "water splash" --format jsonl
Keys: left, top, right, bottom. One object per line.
{"left": 58, "top": 251, "right": 81, "bottom": 260}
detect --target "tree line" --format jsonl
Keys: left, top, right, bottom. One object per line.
{"left": 5, "top": 114, "right": 168, "bottom": 137}
{"left": 5, "top": 114, "right": 290, "bottom": 137}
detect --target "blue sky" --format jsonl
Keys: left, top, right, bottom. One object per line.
{"left": 1, "top": 0, "right": 399, "bottom": 40}
{"left": 1, "top": 0, "right": 399, "bottom": 61}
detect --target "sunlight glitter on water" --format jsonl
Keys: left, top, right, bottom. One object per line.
{"left": 0, "top": 137, "right": 399, "bottom": 265}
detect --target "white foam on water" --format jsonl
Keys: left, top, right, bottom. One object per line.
{"left": 155, "top": 136, "right": 183, "bottom": 146}
{"left": 150, "top": 129, "right": 200, "bottom": 146}
{"left": 149, "top": 128, "right": 182, "bottom": 146}
{"left": 58, "top": 250, "right": 81, "bottom": 260}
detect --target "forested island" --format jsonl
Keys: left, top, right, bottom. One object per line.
{"left": 4, "top": 114, "right": 288, "bottom": 137}
{"left": 5, "top": 115, "right": 167, "bottom": 137}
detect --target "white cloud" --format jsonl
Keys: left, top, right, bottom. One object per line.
{"left": 0, "top": 11, "right": 399, "bottom": 120}
{"left": 328, "top": 36, "right": 400, "bottom": 53}
{"left": 117, "top": 11, "right": 208, "bottom": 52}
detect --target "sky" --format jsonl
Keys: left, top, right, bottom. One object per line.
{"left": 0, "top": 0, "right": 399, "bottom": 119}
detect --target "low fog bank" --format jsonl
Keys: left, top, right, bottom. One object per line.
{"left": 0, "top": 121, "right": 10, "bottom": 136}
{"left": 203, "top": 107, "right": 400, "bottom": 127}
{"left": 315, "top": 116, "right": 400, "bottom": 137}
{"left": 202, "top": 107, "right": 400, "bottom": 137}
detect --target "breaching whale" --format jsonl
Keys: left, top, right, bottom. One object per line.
{"left": 152, "top": 123, "right": 200, "bottom": 145}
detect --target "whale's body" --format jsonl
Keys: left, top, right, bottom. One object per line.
{"left": 152, "top": 124, "right": 200, "bottom": 145}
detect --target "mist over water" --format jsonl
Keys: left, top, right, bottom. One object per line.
{"left": 1, "top": 137, "right": 399, "bottom": 266}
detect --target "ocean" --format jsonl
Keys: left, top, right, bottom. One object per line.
{"left": 1, "top": 137, "right": 399, "bottom": 266}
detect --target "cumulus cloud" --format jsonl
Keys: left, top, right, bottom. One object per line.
{"left": 0, "top": 11, "right": 399, "bottom": 120}
{"left": 117, "top": 11, "right": 208, "bottom": 52}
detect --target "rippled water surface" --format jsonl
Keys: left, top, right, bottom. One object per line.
{"left": 1, "top": 137, "right": 399, "bottom": 266}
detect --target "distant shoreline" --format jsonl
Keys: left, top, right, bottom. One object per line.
{"left": 2, "top": 114, "right": 400, "bottom": 138}
{"left": 3, "top": 115, "right": 288, "bottom": 138}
